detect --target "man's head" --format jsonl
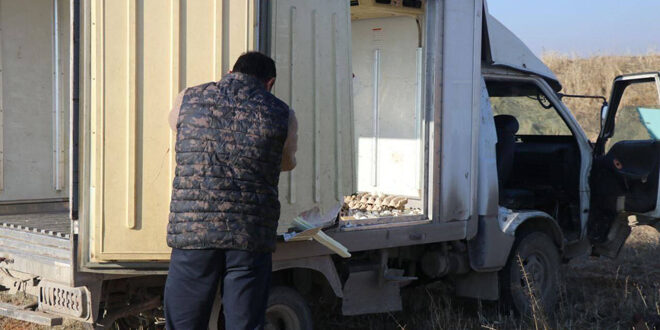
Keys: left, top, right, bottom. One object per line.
{"left": 231, "top": 52, "right": 277, "bottom": 92}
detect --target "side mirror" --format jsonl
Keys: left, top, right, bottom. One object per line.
{"left": 600, "top": 103, "right": 609, "bottom": 130}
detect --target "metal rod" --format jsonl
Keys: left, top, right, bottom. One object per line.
{"left": 558, "top": 93, "right": 607, "bottom": 104}
{"left": 53, "top": 0, "right": 62, "bottom": 191}
{"left": 371, "top": 49, "right": 380, "bottom": 188}
{"left": 415, "top": 47, "right": 423, "bottom": 196}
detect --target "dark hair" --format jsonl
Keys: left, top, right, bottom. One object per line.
{"left": 232, "top": 52, "right": 276, "bottom": 83}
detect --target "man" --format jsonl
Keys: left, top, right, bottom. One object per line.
{"left": 164, "top": 51, "right": 298, "bottom": 329}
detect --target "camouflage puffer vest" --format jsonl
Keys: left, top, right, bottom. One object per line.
{"left": 167, "top": 73, "right": 289, "bottom": 252}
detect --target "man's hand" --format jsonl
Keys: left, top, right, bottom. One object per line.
{"left": 281, "top": 109, "right": 298, "bottom": 172}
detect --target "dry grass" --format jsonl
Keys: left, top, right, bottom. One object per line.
{"left": 542, "top": 52, "right": 660, "bottom": 140}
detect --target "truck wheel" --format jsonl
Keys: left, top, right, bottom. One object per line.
{"left": 500, "top": 231, "right": 560, "bottom": 315}
{"left": 265, "top": 286, "right": 313, "bottom": 330}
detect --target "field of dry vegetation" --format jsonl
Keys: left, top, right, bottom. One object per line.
{"left": 2, "top": 54, "right": 660, "bottom": 330}
{"left": 544, "top": 53, "right": 660, "bottom": 140}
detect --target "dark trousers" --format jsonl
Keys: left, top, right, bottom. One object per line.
{"left": 164, "top": 248, "right": 272, "bottom": 330}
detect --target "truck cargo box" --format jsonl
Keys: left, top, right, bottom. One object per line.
{"left": 77, "top": 0, "right": 484, "bottom": 267}
{"left": 0, "top": 0, "right": 486, "bottom": 275}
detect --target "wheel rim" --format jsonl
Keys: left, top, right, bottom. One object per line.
{"left": 524, "top": 254, "right": 546, "bottom": 287}
{"left": 265, "top": 304, "right": 302, "bottom": 330}
{"left": 511, "top": 249, "right": 551, "bottom": 311}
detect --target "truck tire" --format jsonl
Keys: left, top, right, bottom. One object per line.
{"left": 500, "top": 231, "right": 560, "bottom": 316}
{"left": 265, "top": 286, "right": 313, "bottom": 330}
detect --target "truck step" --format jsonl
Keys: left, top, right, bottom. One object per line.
{"left": 0, "top": 302, "right": 63, "bottom": 326}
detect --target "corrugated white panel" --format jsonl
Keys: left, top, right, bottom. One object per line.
{"left": 89, "top": 0, "right": 256, "bottom": 261}
{"left": 271, "top": 0, "right": 354, "bottom": 229}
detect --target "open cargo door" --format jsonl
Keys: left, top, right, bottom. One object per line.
{"left": 82, "top": 0, "right": 353, "bottom": 264}
{"left": 83, "top": 1, "right": 257, "bottom": 263}
{"left": 269, "top": 0, "right": 354, "bottom": 232}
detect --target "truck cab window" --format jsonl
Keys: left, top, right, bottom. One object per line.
{"left": 606, "top": 81, "right": 660, "bottom": 152}
{"left": 489, "top": 84, "right": 572, "bottom": 136}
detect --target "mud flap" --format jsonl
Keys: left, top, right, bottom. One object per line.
{"left": 454, "top": 271, "right": 499, "bottom": 300}
{"left": 341, "top": 269, "right": 403, "bottom": 315}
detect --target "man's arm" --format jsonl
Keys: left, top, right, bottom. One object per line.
{"left": 169, "top": 91, "right": 185, "bottom": 132}
{"left": 281, "top": 109, "right": 298, "bottom": 172}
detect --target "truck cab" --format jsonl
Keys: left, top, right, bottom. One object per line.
{"left": 479, "top": 15, "right": 660, "bottom": 313}
{"left": 483, "top": 17, "right": 660, "bottom": 259}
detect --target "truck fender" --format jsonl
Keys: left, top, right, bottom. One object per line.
{"left": 499, "top": 208, "right": 565, "bottom": 251}
{"left": 272, "top": 255, "right": 343, "bottom": 298}
{"left": 467, "top": 208, "right": 564, "bottom": 272}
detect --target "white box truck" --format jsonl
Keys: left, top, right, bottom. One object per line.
{"left": 0, "top": 0, "right": 657, "bottom": 328}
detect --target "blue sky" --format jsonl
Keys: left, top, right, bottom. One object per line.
{"left": 487, "top": 1, "right": 660, "bottom": 56}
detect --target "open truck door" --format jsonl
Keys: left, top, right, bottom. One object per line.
{"left": 80, "top": 1, "right": 260, "bottom": 264}
{"left": 589, "top": 72, "right": 660, "bottom": 257}
{"left": 80, "top": 0, "right": 352, "bottom": 267}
